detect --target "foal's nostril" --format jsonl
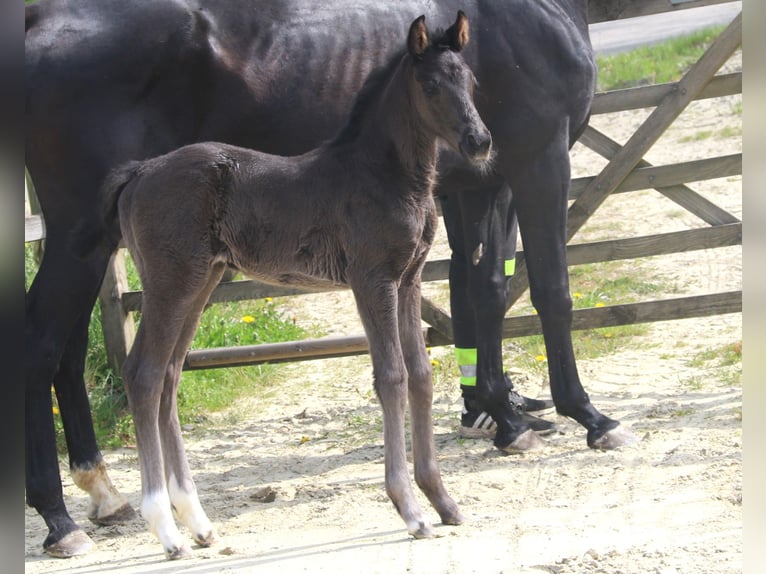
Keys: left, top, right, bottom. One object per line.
{"left": 461, "top": 129, "right": 492, "bottom": 161}
{"left": 477, "top": 133, "right": 492, "bottom": 154}
{"left": 472, "top": 131, "right": 492, "bottom": 155}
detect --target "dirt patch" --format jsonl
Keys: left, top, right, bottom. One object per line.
{"left": 24, "top": 54, "right": 742, "bottom": 574}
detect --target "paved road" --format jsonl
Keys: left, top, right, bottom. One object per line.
{"left": 590, "top": 1, "right": 742, "bottom": 55}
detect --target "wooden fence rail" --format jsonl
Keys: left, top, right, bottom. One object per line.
{"left": 26, "top": 1, "right": 742, "bottom": 373}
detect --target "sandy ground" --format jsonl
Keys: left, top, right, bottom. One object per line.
{"left": 24, "top": 54, "right": 742, "bottom": 574}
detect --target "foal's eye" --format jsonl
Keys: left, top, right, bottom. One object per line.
{"left": 423, "top": 78, "right": 440, "bottom": 96}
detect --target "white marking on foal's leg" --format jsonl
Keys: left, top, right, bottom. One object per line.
{"left": 168, "top": 474, "right": 216, "bottom": 547}
{"left": 71, "top": 461, "right": 136, "bottom": 525}
{"left": 141, "top": 488, "right": 191, "bottom": 560}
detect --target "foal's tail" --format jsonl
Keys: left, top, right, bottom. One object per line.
{"left": 71, "top": 161, "right": 144, "bottom": 259}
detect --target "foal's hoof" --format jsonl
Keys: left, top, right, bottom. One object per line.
{"left": 590, "top": 425, "right": 639, "bottom": 450}
{"left": 498, "top": 429, "right": 546, "bottom": 454}
{"left": 165, "top": 543, "right": 193, "bottom": 560}
{"left": 440, "top": 509, "right": 465, "bottom": 526}
{"left": 194, "top": 529, "right": 217, "bottom": 548}
{"left": 90, "top": 502, "right": 137, "bottom": 526}
{"left": 408, "top": 520, "right": 436, "bottom": 539}
{"left": 44, "top": 529, "right": 95, "bottom": 558}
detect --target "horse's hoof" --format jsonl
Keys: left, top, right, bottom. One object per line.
{"left": 408, "top": 520, "right": 436, "bottom": 539}
{"left": 498, "top": 429, "right": 546, "bottom": 454}
{"left": 440, "top": 508, "right": 465, "bottom": 526}
{"left": 194, "top": 529, "right": 217, "bottom": 547}
{"left": 90, "top": 502, "right": 137, "bottom": 526}
{"left": 165, "top": 543, "right": 193, "bottom": 560}
{"left": 590, "top": 425, "right": 639, "bottom": 450}
{"left": 44, "top": 529, "right": 95, "bottom": 558}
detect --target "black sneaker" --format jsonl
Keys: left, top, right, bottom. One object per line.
{"left": 460, "top": 403, "right": 558, "bottom": 438}
{"left": 505, "top": 373, "right": 554, "bottom": 413}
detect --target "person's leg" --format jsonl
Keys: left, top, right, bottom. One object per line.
{"left": 439, "top": 187, "right": 555, "bottom": 439}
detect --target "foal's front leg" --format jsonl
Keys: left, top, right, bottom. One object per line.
{"left": 398, "top": 278, "right": 463, "bottom": 526}
{"left": 351, "top": 277, "right": 432, "bottom": 537}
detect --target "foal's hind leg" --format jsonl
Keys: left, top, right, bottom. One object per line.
{"left": 398, "top": 279, "right": 463, "bottom": 527}
{"left": 351, "top": 277, "right": 432, "bottom": 537}
{"left": 123, "top": 275, "right": 216, "bottom": 559}
{"left": 158, "top": 264, "right": 226, "bottom": 549}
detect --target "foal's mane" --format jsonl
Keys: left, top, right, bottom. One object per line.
{"left": 330, "top": 27, "right": 453, "bottom": 148}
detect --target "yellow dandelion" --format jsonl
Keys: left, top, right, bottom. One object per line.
{"left": 430, "top": 359, "right": 441, "bottom": 367}
{"left": 241, "top": 315, "right": 256, "bottom": 323}
{"left": 573, "top": 292, "right": 583, "bottom": 299}
{"left": 52, "top": 405, "right": 60, "bottom": 415}
{"left": 603, "top": 332, "right": 613, "bottom": 338}
{"left": 299, "top": 436, "right": 310, "bottom": 445}
{"left": 264, "top": 297, "right": 273, "bottom": 303}
{"left": 595, "top": 302, "right": 605, "bottom": 308}
{"left": 535, "top": 354, "right": 547, "bottom": 362}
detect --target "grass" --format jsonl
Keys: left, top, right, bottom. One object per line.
{"left": 684, "top": 341, "right": 742, "bottom": 388}
{"left": 677, "top": 341, "right": 742, "bottom": 391}
{"left": 679, "top": 124, "right": 742, "bottom": 143}
{"left": 596, "top": 25, "right": 726, "bottom": 92}
{"left": 504, "top": 261, "right": 664, "bottom": 376}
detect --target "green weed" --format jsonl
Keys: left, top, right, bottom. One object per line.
{"left": 596, "top": 26, "right": 726, "bottom": 92}
{"left": 685, "top": 341, "right": 742, "bottom": 388}
{"left": 688, "top": 341, "right": 742, "bottom": 368}
{"left": 507, "top": 262, "right": 663, "bottom": 375}
{"left": 679, "top": 125, "right": 741, "bottom": 143}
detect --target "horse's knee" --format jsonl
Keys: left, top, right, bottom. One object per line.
{"left": 530, "top": 284, "right": 572, "bottom": 318}
{"left": 467, "top": 268, "right": 508, "bottom": 315}
{"left": 122, "top": 355, "right": 164, "bottom": 407}
{"left": 373, "top": 364, "right": 408, "bottom": 403}
{"left": 25, "top": 327, "right": 64, "bottom": 386}
{"left": 407, "top": 361, "right": 432, "bottom": 390}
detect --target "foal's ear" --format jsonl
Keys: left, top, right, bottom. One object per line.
{"left": 445, "top": 10, "right": 470, "bottom": 51}
{"left": 408, "top": 15, "right": 429, "bottom": 57}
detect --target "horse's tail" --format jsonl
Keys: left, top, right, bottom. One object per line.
{"left": 71, "top": 161, "right": 144, "bottom": 259}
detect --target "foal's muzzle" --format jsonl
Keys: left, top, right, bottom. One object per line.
{"left": 460, "top": 128, "right": 493, "bottom": 163}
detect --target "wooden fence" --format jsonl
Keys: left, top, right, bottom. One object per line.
{"left": 25, "top": 0, "right": 742, "bottom": 373}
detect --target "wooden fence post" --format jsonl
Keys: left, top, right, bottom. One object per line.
{"left": 98, "top": 249, "right": 135, "bottom": 375}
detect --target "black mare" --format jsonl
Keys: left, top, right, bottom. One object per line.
{"left": 25, "top": 0, "right": 636, "bottom": 558}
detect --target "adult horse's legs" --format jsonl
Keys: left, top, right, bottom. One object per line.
{"left": 351, "top": 276, "right": 432, "bottom": 537}
{"left": 397, "top": 275, "right": 462, "bottom": 526}
{"left": 54, "top": 312, "right": 135, "bottom": 526}
{"left": 507, "top": 135, "right": 637, "bottom": 449}
{"left": 25, "top": 239, "right": 121, "bottom": 556}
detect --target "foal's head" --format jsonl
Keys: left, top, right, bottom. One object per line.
{"left": 406, "top": 11, "right": 492, "bottom": 168}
